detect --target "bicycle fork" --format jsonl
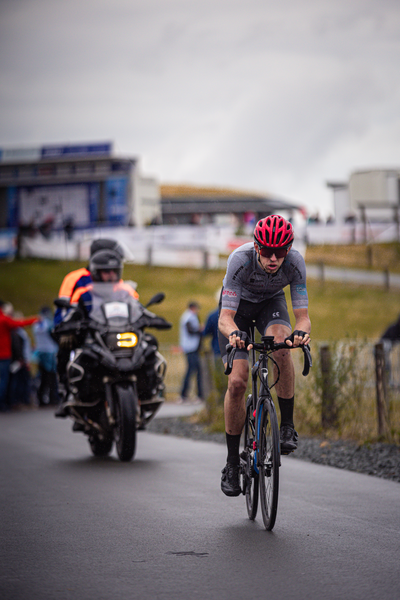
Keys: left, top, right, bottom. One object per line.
{"left": 253, "top": 366, "right": 282, "bottom": 474}
{"left": 253, "top": 365, "right": 268, "bottom": 475}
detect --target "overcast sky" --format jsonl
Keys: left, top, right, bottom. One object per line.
{"left": 1, "top": 0, "right": 400, "bottom": 218}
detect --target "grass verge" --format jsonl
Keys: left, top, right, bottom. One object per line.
{"left": 1, "top": 255, "right": 399, "bottom": 444}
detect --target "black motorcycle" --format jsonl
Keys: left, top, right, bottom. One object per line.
{"left": 53, "top": 283, "right": 172, "bottom": 461}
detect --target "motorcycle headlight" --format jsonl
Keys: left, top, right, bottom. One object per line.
{"left": 116, "top": 332, "right": 138, "bottom": 348}
{"left": 106, "top": 332, "right": 139, "bottom": 352}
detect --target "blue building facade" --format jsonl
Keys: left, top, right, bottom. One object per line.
{"left": 0, "top": 142, "right": 137, "bottom": 232}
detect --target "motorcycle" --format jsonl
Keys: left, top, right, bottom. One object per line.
{"left": 53, "top": 283, "right": 172, "bottom": 461}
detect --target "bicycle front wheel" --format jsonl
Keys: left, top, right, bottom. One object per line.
{"left": 258, "top": 397, "right": 280, "bottom": 531}
{"left": 243, "top": 401, "right": 259, "bottom": 520}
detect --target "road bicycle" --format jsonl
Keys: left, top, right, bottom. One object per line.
{"left": 225, "top": 330, "right": 312, "bottom": 530}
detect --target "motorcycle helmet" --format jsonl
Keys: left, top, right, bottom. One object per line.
{"left": 90, "top": 238, "right": 124, "bottom": 259}
{"left": 89, "top": 249, "right": 123, "bottom": 282}
{"left": 254, "top": 215, "right": 294, "bottom": 248}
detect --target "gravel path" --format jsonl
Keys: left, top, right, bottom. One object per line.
{"left": 148, "top": 416, "right": 400, "bottom": 483}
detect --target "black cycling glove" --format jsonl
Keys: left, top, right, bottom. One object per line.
{"left": 285, "top": 330, "right": 307, "bottom": 344}
{"left": 229, "top": 330, "right": 250, "bottom": 346}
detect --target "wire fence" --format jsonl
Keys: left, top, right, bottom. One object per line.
{"left": 293, "top": 340, "right": 400, "bottom": 443}
{"left": 160, "top": 341, "right": 400, "bottom": 444}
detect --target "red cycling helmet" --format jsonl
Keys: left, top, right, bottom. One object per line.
{"left": 254, "top": 215, "right": 294, "bottom": 248}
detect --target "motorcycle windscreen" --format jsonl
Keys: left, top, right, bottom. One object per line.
{"left": 89, "top": 282, "right": 143, "bottom": 326}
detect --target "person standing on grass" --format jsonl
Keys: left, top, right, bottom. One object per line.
{"left": 8, "top": 311, "right": 33, "bottom": 409}
{"left": 179, "top": 301, "right": 204, "bottom": 404}
{"left": 203, "top": 290, "right": 222, "bottom": 361}
{"left": 379, "top": 314, "right": 400, "bottom": 387}
{"left": 0, "top": 301, "right": 38, "bottom": 412}
{"left": 33, "top": 307, "right": 59, "bottom": 406}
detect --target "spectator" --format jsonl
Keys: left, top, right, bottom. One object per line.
{"left": 63, "top": 216, "right": 74, "bottom": 240}
{"left": 203, "top": 289, "right": 222, "bottom": 360}
{"left": 202, "top": 291, "right": 225, "bottom": 405}
{"left": 178, "top": 301, "right": 204, "bottom": 404}
{"left": 380, "top": 314, "right": 400, "bottom": 387}
{"left": 38, "top": 216, "right": 55, "bottom": 239}
{"left": 8, "top": 316, "right": 33, "bottom": 409}
{"left": 33, "top": 307, "right": 59, "bottom": 406}
{"left": 381, "top": 314, "right": 400, "bottom": 345}
{"left": 0, "top": 301, "right": 38, "bottom": 412}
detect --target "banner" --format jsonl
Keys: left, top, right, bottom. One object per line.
{"left": 105, "top": 177, "right": 128, "bottom": 224}
{"left": 41, "top": 142, "right": 112, "bottom": 159}
{"left": 16, "top": 183, "right": 99, "bottom": 230}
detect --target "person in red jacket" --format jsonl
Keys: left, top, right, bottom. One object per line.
{"left": 0, "top": 301, "right": 38, "bottom": 412}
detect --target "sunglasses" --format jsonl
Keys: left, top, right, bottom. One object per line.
{"left": 258, "top": 245, "right": 289, "bottom": 259}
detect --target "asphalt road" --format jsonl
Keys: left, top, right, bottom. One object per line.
{"left": 1, "top": 407, "right": 399, "bottom": 600}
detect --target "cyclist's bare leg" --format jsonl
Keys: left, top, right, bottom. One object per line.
{"left": 265, "top": 322, "right": 299, "bottom": 451}
{"left": 265, "top": 323, "right": 294, "bottom": 398}
{"left": 224, "top": 358, "right": 249, "bottom": 435}
{"left": 221, "top": 358, "right": 249, "bottom": 496}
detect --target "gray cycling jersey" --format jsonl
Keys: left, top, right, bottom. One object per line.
{"left": 221, "top": 242, "right": 308, "bottom": 311}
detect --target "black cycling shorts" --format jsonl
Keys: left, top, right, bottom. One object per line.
{"left": 218, "top": 291, "right": 291, "bottom": 363}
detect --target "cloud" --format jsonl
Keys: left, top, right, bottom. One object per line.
{"left": 1, "top": 0, "right": 400, "bottom": 217}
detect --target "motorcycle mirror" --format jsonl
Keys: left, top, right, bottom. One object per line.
{"left": 145, "top": 292, "right": 165, "bottom": 308}
{"left": 54, "top": 298, "right": 72, "bottom": 309}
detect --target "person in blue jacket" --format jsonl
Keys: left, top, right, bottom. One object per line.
{"left": 33, "top": 306, "right": 59, "bottom": 406}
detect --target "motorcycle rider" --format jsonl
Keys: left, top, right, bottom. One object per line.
{"left": 55, "top": 248, "right": 140, "bottom": 418}
{"left": 69, "top": 248, "right": 137, "bottom": 309}
{"left": 53, "top": 247, "right": 170, "bottom": 455}
{"left": 54, "top": 238, "right": 128, "bottom": 325}
{"left": 55, "top": 240, "right": 139, "bottom": 402}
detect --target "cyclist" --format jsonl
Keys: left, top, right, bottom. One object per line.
{"left": 218, "top": 215, "right": 311, "bottom": 496}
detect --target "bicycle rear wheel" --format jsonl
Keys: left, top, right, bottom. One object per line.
{"left": 242, "top": 399, "right": 259, "bottom": 520}
{"left": 258, "top": 397, "right": 280, "bottom": 531}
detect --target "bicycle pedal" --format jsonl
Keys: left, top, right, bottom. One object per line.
{"left": 281, "top": 449, "right": 294, "bottom": 456}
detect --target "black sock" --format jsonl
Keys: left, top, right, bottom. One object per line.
{"left": 226, "top": 433, "right": 241, "bottom": 465}
{"left": 278, "top": 396, "right": 294, "bottom": 428}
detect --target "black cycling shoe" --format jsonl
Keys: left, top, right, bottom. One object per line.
{"left": 280, "top": 425, "right": 298, "bottom": 453}
{"left": 221, "top": 462, "right": 242, "bottom": 497}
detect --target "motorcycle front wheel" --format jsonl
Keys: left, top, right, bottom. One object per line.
{"left": 89, "top": 436, "right": 113, "bottom": 457}
{"left": 114, "top": 383, "right": 137, "bottom": 462}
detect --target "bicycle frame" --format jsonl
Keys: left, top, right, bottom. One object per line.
{"left": 249, "top": 330, "right": 277, "bottom": 474}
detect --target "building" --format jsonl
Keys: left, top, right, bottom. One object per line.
{"left": 0, "top": 142, "right": 161, "bottom": 232}
{"left": 327, "top": 168, "right": 400, "bottom": 225}
{"left": 160, "top": 184, "right": 301, "bottom": 226}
